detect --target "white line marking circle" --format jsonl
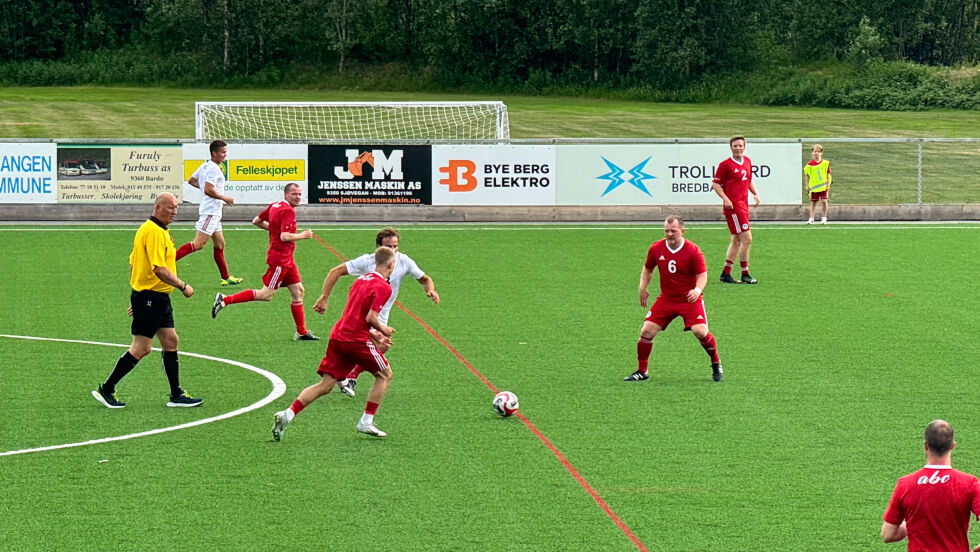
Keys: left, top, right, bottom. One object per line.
{"left": 0, "top": 334, "right": 286, "bottom": 457}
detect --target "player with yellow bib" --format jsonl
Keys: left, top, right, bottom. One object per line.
{"left": 803, "top": 144, "right": 832, "bottom": 224}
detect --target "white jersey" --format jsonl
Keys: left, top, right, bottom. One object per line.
{"left": 346, "top": 251, "right": 425, "bottom": 325}
{"left": 191, "top": 160, "right": 226, "bottom": 216}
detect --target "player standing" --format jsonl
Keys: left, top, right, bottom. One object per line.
{"left": 881, "top": 419, "right": 980, "bottom": 551}
{"left": 175, "top": 139, "right": 244, "bottom": 287}
{"left": 623, "top": 216, "right": 723, "bottom": 383}
{"left": 803, "top": 144, "right": 832, "bottom": 224}
{"left": 712, "top": 135, "right": 761, "bottom": 285}
{"left": 211, "top": 183, "right": 318, "bottom": 340}
{"left": 313, "top": 227, "right": 439, "bottom": 397}
{"left": 272, "top": 246, "right": 398, "bottom": 441}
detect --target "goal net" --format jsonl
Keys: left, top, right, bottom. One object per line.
{"left": 195, "top": 101, "right": 510, "bottom": 141}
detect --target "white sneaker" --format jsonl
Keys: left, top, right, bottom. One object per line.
{"left": 272, "top": 410, "right": 289, "bottom": 442}
{"left": 821, "top": 217, "right": 827, "bottom": 224}
{"left": 806, "top": 218, "right": 814, "bottom": 224}
{"left": 338, "top": 378, "right": 356, "bottom": 398}
{"left": 356, "top": 421, "right": 386, "bottom": 437}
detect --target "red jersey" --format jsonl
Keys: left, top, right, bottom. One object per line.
{"left": 330, "top": 272, "right": 392, "bottom": 343}
{"left": 258, "top": 201, "right": 297, "bottom": 267}
{"left": 644, "top": 239, "right": 707, "bottom": 303}
{"left": 712, "top": 156, "right": 753, "bottom": 212}
{"left": 883, "top": 465, "right": 980, "bottom": 552}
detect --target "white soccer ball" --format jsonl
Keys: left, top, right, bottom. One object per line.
{"left": 492, "top": 391, "right": 519, "bottom": 417}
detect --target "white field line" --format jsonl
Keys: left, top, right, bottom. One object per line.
{"left": 0, "top": 223, "right": 978, "bottom": 232}
{"left": 0, "top": 334, "right": 286, "bottom": 457}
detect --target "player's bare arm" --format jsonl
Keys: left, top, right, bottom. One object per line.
{"left": 151, "top": 265, "right": 193, "bottom": 298}
{"left": 187, "top": 176, "right": 200, "bottom": 189}
{"left": 638, "top": 266, "right": 653, "bottom": 308}
{"left": 880, "top": 520, "right": 907, "bottom": 543}
{"left": 418, "top": 275, "right": 440, "bottom": 304}
{"left": 204, "top": 181, "right": 234, "bottom": 205}
{"left": 749, "top": 182, "right": 761, "bottom": 205}
{"left": 366, "top": 309, "right": 394, "bottom": 337}
{"left": 313, "top": 263, "right": 349, "bottom": 314}
{"left": 279, "top": 229, "right": 313, "bottom": 243}
{"left": 252, "top": 215, "right": 269, "bottom": 231}
{"left": 711, "top": 182, "right": 733, "bottom": 210}
{"left": 687, "top": 271, "right": 708, "bottom": 303}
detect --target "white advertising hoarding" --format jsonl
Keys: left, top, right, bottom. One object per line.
{"left": 431, "top": 145, "right": 556, "bottom": 206}
{"left": 0, "top": 143, "right": 57, "bottom": 203}
{"left": 556, "top": 143, "right": 802, "bottom": 205}
{"left": 181, "top": 143, "right": 308, "bottom": 205}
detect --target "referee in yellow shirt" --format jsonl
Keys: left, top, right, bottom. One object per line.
{"left": 92, "top": 193, "right": 203, "bottom": 408}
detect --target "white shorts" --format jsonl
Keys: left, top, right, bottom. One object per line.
{"left": 195, "top": 213, "right": 222, "bottom": 235}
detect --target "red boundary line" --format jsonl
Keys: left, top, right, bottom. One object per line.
{"left": 312, "top": 233, "right": 649, "bottom": 552}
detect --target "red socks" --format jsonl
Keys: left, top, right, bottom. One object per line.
{"left": 290, "top": 399, "right": 306, "bottom": 415}
{"left": 740, "top": 261, "right": 749, "bottom": 276}
{"left": 637, "top": 338, "right": 653, "bottom": 373}
{"left": 698, "top": 333, "right": 720, "bottom": 363}
{"left": 365, "top": 401, "right": 380, "bottom": 416}
{"left": 175, "top": 242, "right": 197, "bottom": 261}
{"left": 722, "top": 260, "right": 734, "bottom": 276}
{"left": 213, "top": 248, "right": 230, "bottom": 279}
{"left": 290, "top": 302, "right": 307, "bottom": 334}
{"left": 223, "top": 289, "right": 256, "bottom": 305}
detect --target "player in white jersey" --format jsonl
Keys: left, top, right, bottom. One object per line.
{"left": 174, "top": 140, "right": 244, "bottom": 287}
{"left": 313, "top": 227, "right": 440, "bottom": 397}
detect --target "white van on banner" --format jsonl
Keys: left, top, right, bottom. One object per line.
{"left": 556, "top": 143, "right": 802, "bottom": 206}
{"left": 0, "top": 143, "right": 57, "bottom": 203}
{"left": 181, "top": 143, "right": 308, "bottom": 205}
{"left": 432, "top": 145, "right": 556, "bottom": 206}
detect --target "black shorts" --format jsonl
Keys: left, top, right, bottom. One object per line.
{"left": 130, "top": 289, "right": 174, "bottom": 338}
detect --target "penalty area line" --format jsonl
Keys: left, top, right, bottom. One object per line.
{"left": 0, "top": 334, "right": 286, "bottom": 458}
{"left": 311, "top": 233, "right": 650, "bottom": 552}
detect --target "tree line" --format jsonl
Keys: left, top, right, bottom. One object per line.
{"left": 1, "top": 0, "right": 978, "bottom": 89}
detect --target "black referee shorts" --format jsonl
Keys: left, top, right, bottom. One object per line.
{"left": 130, "top": 289, "right": 175, "bottom": 338}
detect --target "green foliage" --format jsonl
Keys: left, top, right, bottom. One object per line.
{"left": 846, "top": 16, "right": 886, "bottom": 69}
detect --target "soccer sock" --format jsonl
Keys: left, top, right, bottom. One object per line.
{"left": 740, "top": 261, "right": 749, "bottom": 276}
{"left": 698, "top": 332, "right": 720, "bottom": 363}
{"left": 213, "top": 247, "right": 230, "bottom": 279}
{"left": 290, "top": 301, "right": 307, "bottom": 334}
{"left": 360, "top": 402, "right": 380, "bottom": 425}
{"left": 637, "top": 338, "right": 653, "bottom": 373}
{"left": 175, "top": 242, "right": 197, "bottom": 261}
{"left": 104, "top": 351, "right": 140, "bottom": 392}
{"left": 223, "top": 289, "right": 256, "bottom": 305}
{"left": 162, "top": 350, "right": 181, "bottom": 396}
{"left": 288, "top": 399, "right": 306, "bottom": 419}
{"left": 722, "top": 260, "right": 734, "bottom": 275}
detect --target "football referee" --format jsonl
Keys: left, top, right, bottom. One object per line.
{"left": 92, "top": 193, "right": 203, "bottom": 409}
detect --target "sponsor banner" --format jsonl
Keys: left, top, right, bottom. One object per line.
{"left": 58, "top": 145, "right": 182, "bottom": 203}
{"left": 308, "top": 145, "right": 430, "bottom": 205}
{"left": 0, "top": 143, "right": 57, "bottom": 203}
{"left": 431, "top": 145, "right": 556, "bottom": 206}
{"left": 182, "top": 143, "right": 307, "bottom": 204}
{"left": 556, "top": 143, "right": 802, "bottom": 205}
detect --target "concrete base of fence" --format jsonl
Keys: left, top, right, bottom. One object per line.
{"left": 1, "top": 203, "right": 978, "bottom": 223}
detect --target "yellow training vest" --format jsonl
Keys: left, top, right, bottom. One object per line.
{"left": 804, "top": 160, "right": 831, "bottom": 193}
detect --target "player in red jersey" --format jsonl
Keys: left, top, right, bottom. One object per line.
{"left": 712, "top": 135, "right": 761, "bottom": 285}
{"left": 624, "top": 216, "right": 723, "bottom": 383}
{"left": 882, "top": 420, "right": 980, "bottom": 552}
{"left": 210, "top": 183, "right": 318, "bottom": 340}
{"left": 271, "top": 246, "right": 397, "bottom": 441}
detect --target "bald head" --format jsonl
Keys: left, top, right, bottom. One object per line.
{"left": 153, "top": 193, "right": 178, "bottom": 225}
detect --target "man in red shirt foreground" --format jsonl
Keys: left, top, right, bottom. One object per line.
{"left": 272, "top": 246, "right": 397, "bottom": 441}
{"left": 882, "top": 419, "right": 980, "bottom": 552}
{"left": 623, "top": 216, "right": 723, "bottom": 383}
{"left": 211, "top": 183, "right": 318, "bottom": 341}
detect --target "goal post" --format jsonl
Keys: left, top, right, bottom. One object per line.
{"left": 195, "top": 101, "right": 510, "bottom": 141}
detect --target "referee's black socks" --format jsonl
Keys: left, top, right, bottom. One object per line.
{"left": 104, "top": 351, "right": 139, "bottom": 392}
{"left": 162, "top": 350, "right": 181, "bottom": 397}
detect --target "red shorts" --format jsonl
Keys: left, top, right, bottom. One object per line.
{"left": 645, "top": 297, "right": 709, "bottom": 331}
{"left": 809, "top": 190, "right": 828, "bottom": 201}
{"left": 317, "top": 339, "right": 389, "bottom": 380}
{"left": 724, "top": 206, "right": 750, "bottom": 235}
{"left": 262, "top": 265, "right": 301, "bottom": 290}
